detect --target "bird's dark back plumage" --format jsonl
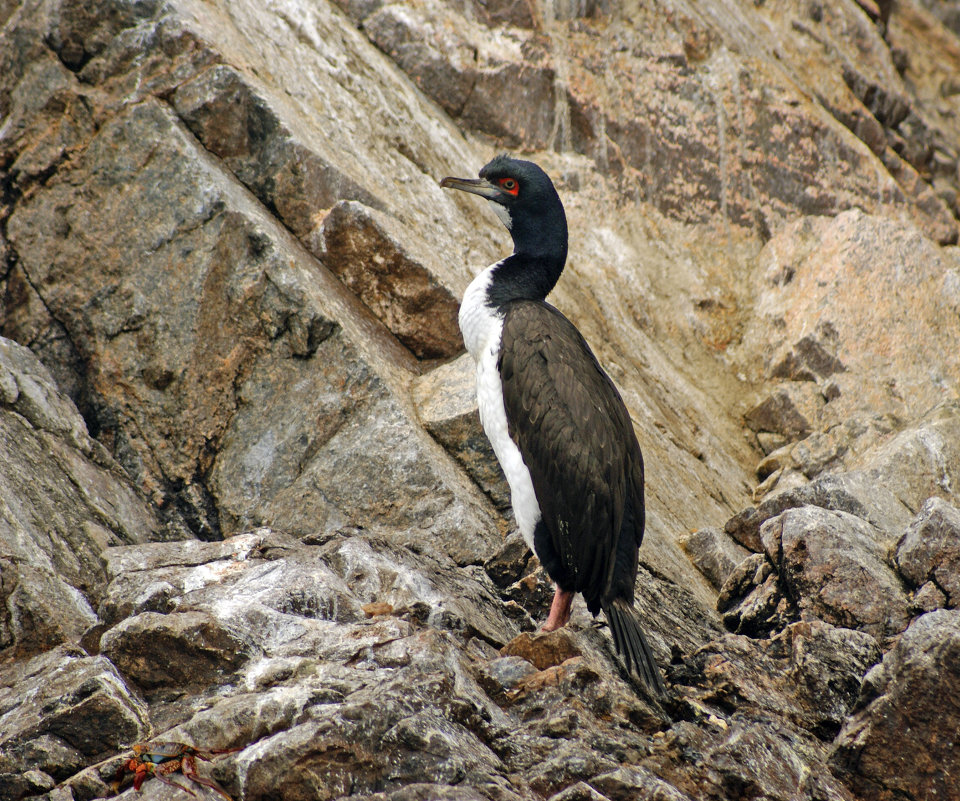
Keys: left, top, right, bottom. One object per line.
{"left": 498, "top": 300, "right": 644, "bottom": 605}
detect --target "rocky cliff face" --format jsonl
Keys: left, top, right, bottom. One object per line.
{"left": 2, "top": 1, "right": 959, "bottom": 800}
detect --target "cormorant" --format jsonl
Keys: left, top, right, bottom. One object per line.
{"left": 441, "top": 156, "right": 665, "bottom": 695}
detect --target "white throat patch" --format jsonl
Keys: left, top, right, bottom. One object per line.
{"left": 488, "top": 200, "right": 512, "bottom": 230}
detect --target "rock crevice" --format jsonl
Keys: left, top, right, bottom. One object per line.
{"left": 2, "top": 1, "right": 960, "bottom": 800}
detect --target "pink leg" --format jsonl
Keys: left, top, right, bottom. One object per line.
{"left": 182, "top": 755, "right": 234, "bottom": 801}
{"left": 541, "top": 588, "right": 574, "bottom": 631}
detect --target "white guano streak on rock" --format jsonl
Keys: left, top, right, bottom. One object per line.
{"left": 336, "top": 538, "right": 447, "bottom": 617}
{"left": 917, "top": 428, "right": 951, "bottom": 493}
{"left": 179, "top": 557, "right": 254, "bottom": 596}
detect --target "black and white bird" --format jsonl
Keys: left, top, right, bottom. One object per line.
{"left": 441, "top": 155, "right": 665, "bottom": 696}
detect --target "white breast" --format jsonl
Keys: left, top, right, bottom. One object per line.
{"left": 459, "top": 266, "right": 542, "bottom": 549}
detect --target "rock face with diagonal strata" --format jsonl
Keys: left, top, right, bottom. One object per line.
{"left": 2, "top": 0, "right": 960, "bottom": 799}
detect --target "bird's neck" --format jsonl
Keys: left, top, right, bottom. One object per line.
{"left": 486, "top": 251, "right": 566, "bottom": 309}
{"left": 485, "top": 197, "right": 568, "bottom": 309}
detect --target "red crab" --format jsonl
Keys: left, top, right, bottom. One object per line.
{"left": 112, "top": 741, "right": 235, "bottom": 799}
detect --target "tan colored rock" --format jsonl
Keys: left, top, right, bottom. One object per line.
{"left": 737, "top": 210, "right": 960, "bottom": 429}
{"left": 362, "top": 601, "right": 394, "bottom": 617}
{"left": 4, "top": 0, "right": 960, "bottom": 798}
{"left": 881, "top": 146, "right": 958, "bottom": 243}
{"left": 308, "top": 200, "right": 463, "bottom": 360}
{"left": 500, "top": 629, "right": 582, "bottom": 671}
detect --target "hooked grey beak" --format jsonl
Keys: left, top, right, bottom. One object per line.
{"left": 439, "top": 175, "right": 501, "bottom": 199}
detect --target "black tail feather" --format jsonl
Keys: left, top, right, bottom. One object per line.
{"left": 603, "top": 597, "right": 666, "bottom": 697}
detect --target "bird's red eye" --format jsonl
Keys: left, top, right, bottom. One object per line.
{"left": 498, "top": 177, "right": 519, "bottom": 196}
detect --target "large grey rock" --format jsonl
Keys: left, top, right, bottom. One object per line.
{"left": 725, "top": 470, "right": 913, "bottom": 553}
{"left": 224, "top": 683, "right": 512, "bottom": 801}
{"left": 7, "top": 95, "right": 499, "bottom": 563}
{"left": 414, "top": 354, "right": 511, "bottom": 512}
{"left": 208, "top": 335, "right": 499, "bottom": 565}
{"left": 830, "top": 609, "right": 960, "bottom": 801}
{"left": 175, "top": 634, "right": 522, "bottom": 800}
{"left": 93, "top": 529, "right": 521, "bottom": 693}
{"left": 772, "top": 620, "right": 882, "bottom": 741}
{"left": 97, "top": 529, "right": 306, "bottom": 626}
{"left": 760, "top": 507, "right": 910, "bottom": 643}
{"left": 0, "top": 336, "right": 172, "bottom": 658}
{"left": 0, "top": 646, "right": 149, "bottom": 790}
{"left": 525, "top": 743, "right": 619, "bottom": 798}
{"left": 318, "top": 535, "right": 520, "bottom": 647}
{"left": 895, "top": 496, "right": 960, "bottom": 607}
{"left": 3, "top": 1, "right": 960, "bottom": 800}
{"left": 696, "top": 720, "right": 843, "bottom": 801}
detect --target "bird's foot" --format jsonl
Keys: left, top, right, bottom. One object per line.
{"left": 541, "top": 588, "right": 574, "bottom": 632}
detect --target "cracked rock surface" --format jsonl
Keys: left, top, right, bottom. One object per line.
{"left": 2, "top": 1, "right": 960, "bottom": 800}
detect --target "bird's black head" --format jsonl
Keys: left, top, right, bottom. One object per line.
{"left": 441, "top": 155, "right": 568, "bottom": 267}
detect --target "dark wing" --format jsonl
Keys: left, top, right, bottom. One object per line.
{"left": 498, "top": 301, "right": 644, "bottom": 599}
